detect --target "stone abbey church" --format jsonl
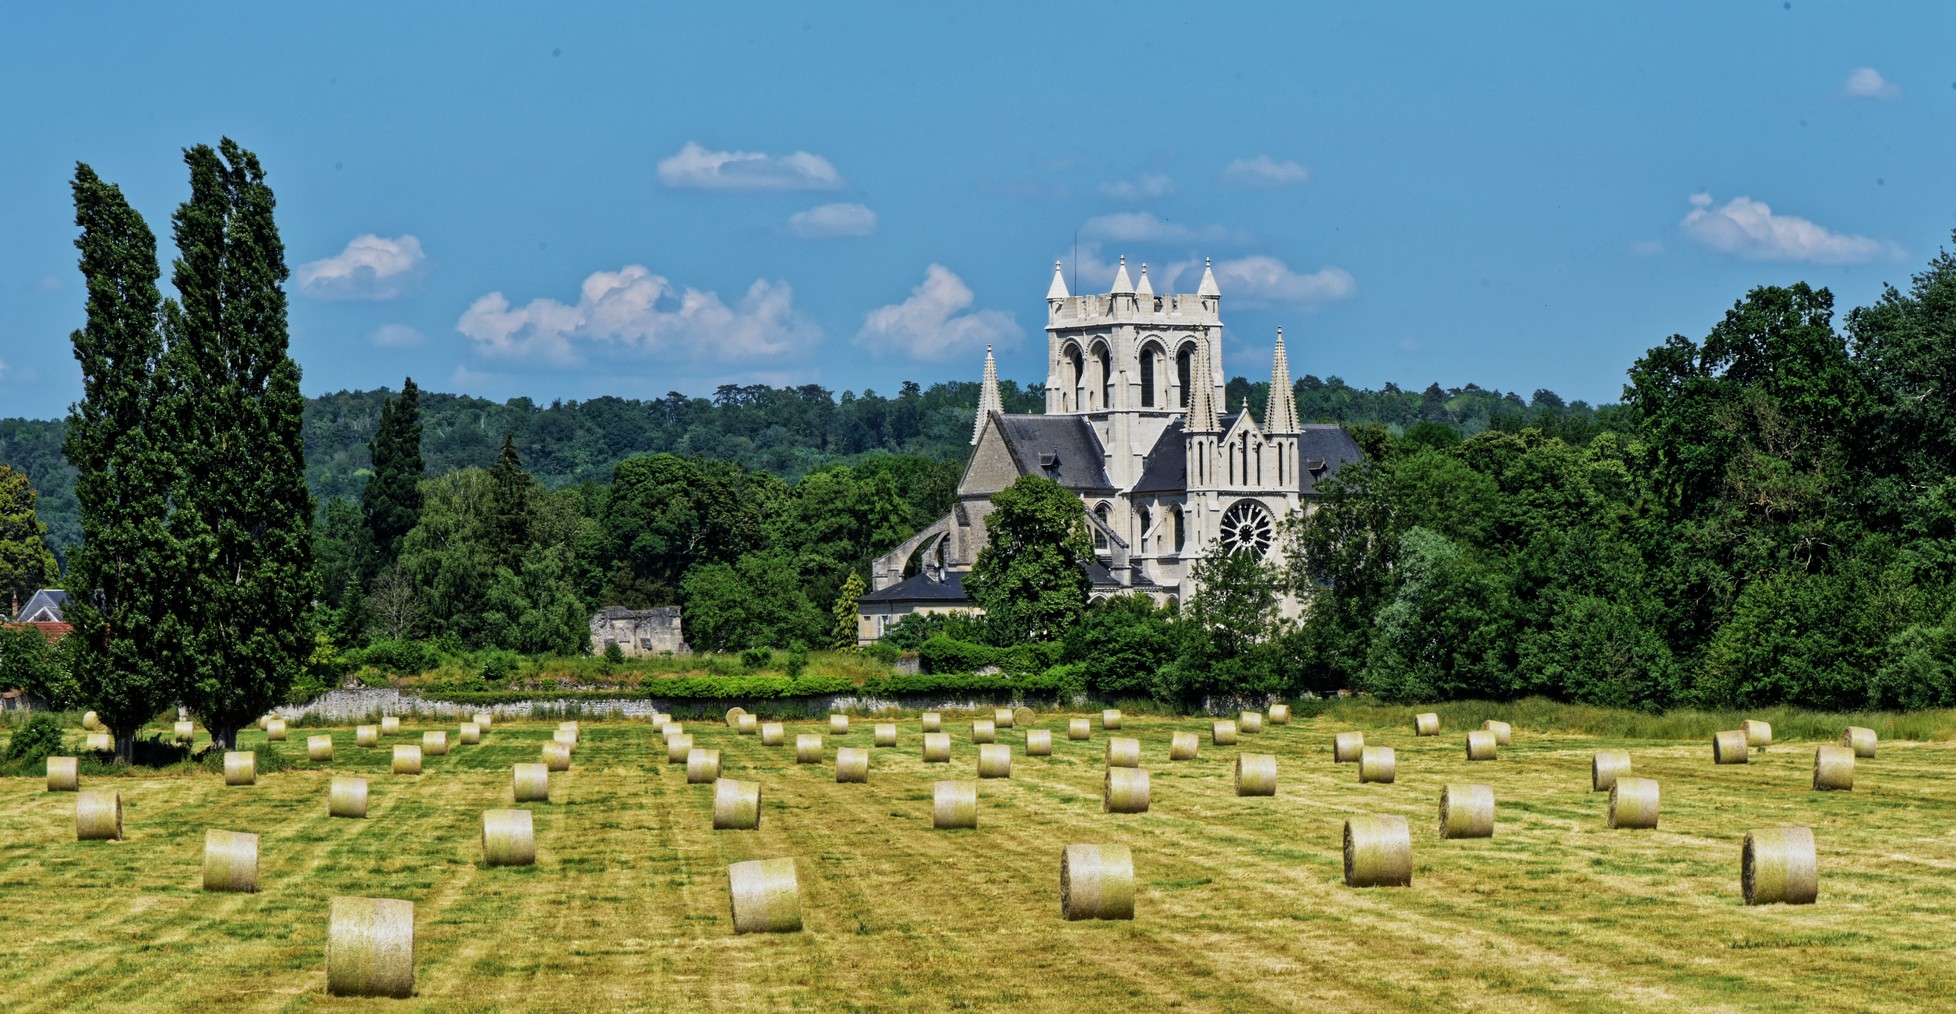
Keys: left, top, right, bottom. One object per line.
{"left": 855, "top": 257, "right": 1362, "bottom": 643}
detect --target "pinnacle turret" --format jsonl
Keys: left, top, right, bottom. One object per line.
{"left": 1186, "top": 337, "right": 1220, "bottom": 433}
{"left": 1110, "top": 255, "right": 1134, "bottom": 295}
{"left": 1135, "top": 262, "right": 1154, "bottom": 299}
{"left": 1047, "top": 259, "right": 1069, "bottom": 300}
{"left": 1265, "top": 325, "right": 1300, "bottom": 434}
{"left": 971, "top": 344, "right": 1003, "bottom": 445}
{"left": 1197, "top": 257, "right": 1221, "bottom": 298}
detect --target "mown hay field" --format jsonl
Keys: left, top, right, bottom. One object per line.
{"left": 3, "top": 707, "right": 1955, "bottom": 1012}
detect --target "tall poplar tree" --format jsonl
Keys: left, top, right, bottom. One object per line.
{"left": 0, "top": 465, "right": 59, "bottom": 609}
{"left": 362, "top": 377, "right": 424, "bottom": 573}
{"left": 162, "top": 139, "right": 316, "bottom": 748}
{"left": 63, "top": 164, "right": 184, "bottom": 761}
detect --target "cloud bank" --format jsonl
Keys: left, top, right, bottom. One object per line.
{"left": 1680, "top": 193, "right": 1887, "bottom": 263}
{"left": 295, "top": 234, "right": 425, "bottom": 300}
{"left": 657, "top": 141, "right": 843, "bottom": 190}
{"left": 856, "top": 264, "right": 1022, "bottom": 362}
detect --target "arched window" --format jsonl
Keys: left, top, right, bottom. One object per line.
{"left": 1139, "top": 345, "right": 1159, "bottom": 408}
{"left": 1176, "top": 346, "right": 1195, "bottom": 407}
{"left": 1093, "top": 502, "right": 1112, "bottom": 552}
{"left": 1138, "top": 506, "right": 1153, "bottom": 552}
{"left": 1064, "top": 344, "right": 1084, "bottom": 411}
{"left": 1094, "top": 344, "right": 1113, "bottom": 410}
{"left": 1171, "top": 505, "right": 1186, "bottom": 552}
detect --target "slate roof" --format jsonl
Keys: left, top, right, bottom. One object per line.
{"left": 992, "top": 415, "right": 1114, "bottom": 492}
{"left": 858, "top": 569, "right": 972, "bottom": 605}
{"left": 1131, "top": 417, "right": 1362, "bottom": 496}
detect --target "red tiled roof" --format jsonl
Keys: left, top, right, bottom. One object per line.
{"left": 2, "top": 621, "right": 72, "bottom": 644}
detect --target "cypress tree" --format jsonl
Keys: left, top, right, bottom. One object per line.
{"left": 161, "top": 139, "right": 316, "bottom": 749}
{"left": 62, "top": 164, "right": 184, "bottom": 762}
{"left": 362, "top": 377, "right": 424, "bottom": 572}
{"left": 487, "top": 435, "right": 534, "bottom": 569}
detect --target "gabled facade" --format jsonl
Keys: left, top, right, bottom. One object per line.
{"left": 856, "top": 259, "right": 1363, "bottom": 644}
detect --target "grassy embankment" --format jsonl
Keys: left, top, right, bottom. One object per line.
{"left": 3, "top": 700, "right": 1954, "bottom": 1011}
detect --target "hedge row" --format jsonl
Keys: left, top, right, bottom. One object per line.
{"left": 404, "top": 668, "right": 1088, "bottom": 705}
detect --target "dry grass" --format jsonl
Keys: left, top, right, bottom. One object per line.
{"left": 3, "top": 709, "right": 1956, "bottom": 1010}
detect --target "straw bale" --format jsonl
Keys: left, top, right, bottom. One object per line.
{"left": 76, "top": 790, "right": 121, "bottom": 840}
{"left": 1026, "top": 729, "right": 1053, "bottom": 756}
{"left": 1068, "top": 718, "right": 1092, "bottom": 741}
{"left": 481, "top": 809, "right": 535, "bottom": 867}
{"left": 874, "top": 723, "right": 897, "bottom": 747}
{"left": 1358, "top": 746, "right": 1396, "bottom": 784}
{"left": 1414, "top": 712, "right": 1440, "bottom": 736}
{"left": 686, "top": 748, "right": 722, "bottom": 784}
{"left": 712, "top": 778, "right": 762, "bottom": 830}
{"left": 1608, "top": 777, "right": 1660, "bottom": 829}
{"left": 977, "top": 743, "right": 1012, "bottom": 778}
{"left": 796, "top": 734, "right": 823, "bottom": 764}
{"left": 1742, "top": 827, "right": 1817, "bottom": 905}
{"left": 512, "top": 763, "right": 549, "bottom": 803}
{"left": 1812, "top": 745, "right": 1854, "bottom": 791}
{"left": 46, "top": 756, "right": 77, "bottom": 792}
{"left": 225, "top": 750, "right": 257, "bottom": 786}
{"left": 309, "top": 735, "right": 334, "bottom": 762}
{"left": 933, "top": 779, "right": 977, "bottom": 829}
{"left": 204, "top": 829, "right": 259, "bottom": 892}
{"left": 728, "top": 858, "right": 802, "bottom": 933}
{"left": 1712, "top": 730, "right": 1749, "bottom": 765}
{"left": 1169, "top": 731, "right": 1199, "bottom": 761}
{"left": 1465, "top": 730, "right": 1498, "bottom": 761}
{"left": 1104, "top": 767, "right": 1151, "bottom": 812}
{"left": 1343, "top": 815, "right": 1412, "bottom": 887}
{"left": 1105, "top": 736, "right": 1141, "bottom": 768}
{"left": 835, "top": 747, "right": 869, "bottom": 783}
{"left": 1841, "top": 726, "right": 1877, "bottom": 759}
{"left": 1333, "top": 732, "right": 1364, "bottom": 763}
{"left": 1212, "top": 720, "right": 1238, "bottom": 746}
{"left": 326, "top": 896, "right": 415, "bottom": 998}
{"left": 1591, "top": 750, "right": 1631, "bottom": 792}
{"left": 392, "top": 745, "right": 421, "bottom": 775}
{"left": 971, "top": 720, "right": 996, "bottom": 744}
{"left": 1060, "top": 844, "right": 1135, "bottom": 919}
{"left": 923, "top": 732, "right": 951, "bottom": 763}
{"left": 1438, "top": 783, "right": 1495, "bottom": 839}
{"left": 330, "top": 776, "right": 368, "bottom": 818}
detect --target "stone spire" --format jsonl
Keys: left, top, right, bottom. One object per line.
{"left": 971, "top": 344, "right": 1002, "bottom": 445}
{"left": 1047, "top": 259, "right": 1069, "bottom": 300}
{"left": 1265, "top": 326, "right": 1300, "bottom": 433}
{"left": 1186, "top": 336, "right": 1220, "bottom": 433}
{"left": 1110, "top": 255, "right": 1134, "bottom": 294}
{"left": 1134, "top": 262, "right": 1154, "bottom": 299}
{"left": 1197, "top": 257, "right": 1221, "bottom": 298}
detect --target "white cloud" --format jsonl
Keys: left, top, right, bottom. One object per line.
{"left": 656, "top": 141, "right": 843, "bottom": 191}
{"left": 1080, "top": 212, "right": 1250, "bottom": 246}
{"left": 1099, "top": 173, "right": 1176, "bottom": 200}
{"left": 1844, "top": 67, "right": 1899, "bottom": 99}
{"left": 1220, "top": 155, "right": 1311, "bottom": 187}
{"left": 787, "top": 202, "right": 877, "bottom": 238}
{"left": 456, "top": 265, "right": 819, "bottom": 365}
{"left": 1680, "top": 193, "right": 1887, "bottom": 263}
{"left": 856, "top": 264, "right": 1023, "bottom": 362}
{"left": 295, "top": 234, "right": 425, "bottom": 300}
{"left": 369, "top": 323, "right": 424, "bottom": 348}
{"left": 1210, "top": 256, "right": 1356, "bottom": 307}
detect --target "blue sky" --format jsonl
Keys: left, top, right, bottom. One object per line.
{"left": 2, "top": 2, "right": 1952, "bottom": 420}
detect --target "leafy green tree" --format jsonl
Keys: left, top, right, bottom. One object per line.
{"left": 62, "top": 162, "right": 184, "bottom": 761}
{"left": 480, "top": 546, "right": 588, "bottom": 655}
{"left": 0, "top": 625, "right": 80, "bottom": 710}
{"left": 597, "top": 454, "right": 766, "bottom": 606}
{"left": 0, "top": 465, "right": 58, "bottom": 608}
{"left": 966, "top": 475, "right": 1093, "bottom": 642}
{"left": 679, "top": 550, "right": 825, "bottom": 651}
{"left": 160, "top": 139, "right": 316, "bottom": 749}
{"left": 1362, "top": 527, "right": 1512, "bottom": 702}
{"left": 831, "top": 570, "right": 866, "bottom": 649}
{"left": 361, "top": 377, "right": 424, "bottom": 572}
{"left": 1061, "top": 594, "right": 1177, "bottom": 698}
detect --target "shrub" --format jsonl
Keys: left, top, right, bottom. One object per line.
{"left": 478, "top": 649, "right": 522, "bottom": 685}
{"left": 785, "top": 642, "right": 809, "bottom": 678}
{"left": 2, "top": 714, "right": 64, "bottom": 765}
{"left": 861, "top": 641, "right": 900, "bottom": 665}
{"left": 354, "top": 639, "right": 438, "bottom": 676}
{"left": 740, "top": 647, "right": 774, "bottom": 671}
{"left": 602, "top": 641, "right": 626, "bottom": 665}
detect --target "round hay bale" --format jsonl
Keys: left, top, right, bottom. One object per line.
{"left": 835, "top": 747, "right": 870, "bottom": 783}
{"left": 1841, "top": 726, "right": 1877, "bottom": 759}
{"left": 1239, "top": 711, "right": 1264, "bottom": 734}
{"left": 1343, "top": 815, "right": 1412, "bottom": 887}
{"left": 76, "top": 790, "right": 122, "bottom": 841}
{"left": 1414, "top": 712, "right": 1440, "bottom": 736}
{"left": 481, "top": 809, "right": 536, "bottom": 867}
{"left": 173, "top": 720, "right": 195, "bottom": 744}
{"left": 712, "top": 778, "right": 762, "bottom": 830}
{"left": 994, "top": 707, "right": 1015, "bottom": 729}
{"left": 736, "top": 714, "right": 757, "bottom": 736}
{"left": 1608, "top": 777, "right": 1660, "bottom": 829}
{"left": 829, "top": 714, "right": 850, "bottom": 736}
{"left": 921, "top": 711, "right": 942, "bottom": 732}
{"left": 1743, "top": 827, "right": 1818, "bottom": 906}
{"left": 1101, "top": 709, "right": 1123, "bottom": 731}
{"left": 356, "top": 725, "right": 378, "bottom": 748}
{"left": 552, "top": 729, "right": 577, "bottom": 753}
{"left": 1333, "top": 731, "right": 1364, "bottom": 763}
{"left": 922, "top": 732, "right": 951, "bottom": 763}
{"left": 1068, "top": 718, "right": 1092, "bottom": 741}
{"left": 203, "top": 829, "right": 259, "bottom": 892}
{"left": 1212, "top": 720, "right": 1239, "bottom": 746}
{"left": 1235, "top": 753, "right": 1278, "bottom": 796}
{"left": 512, "top": 763, "right": 549, "bottom": 803}
{"left": 686, "top": 748, "right": 723, "bottom": 785}
{"left": 665, "top": 735, "right": 694, "bottom": 766}
{"left": 1481, "top": 720, "right": 1512, "bottom": 746}
{"left": 542, "top": 741, "right": 572, "bottom": 772}
{"left": 1104, "top": 767, "right": 1151, "bottom": 813}
{"left": 459, "top": 722, "right": 481, "bottom": 746}
{"left": 1813, "top": 745, "right": 1855, "bottom": 791}
{"left": 1438, "top": 783, "right": 1495, "bottom": 839}
{"left": 85, "top": 733, "right": 111, "bottom": 752}
{"left": 725, "top": 706, "right": 747, "bottom": 727}
{"left": 1591, "top": 750, "right": 1631, "bottom": 792}
{"left": 330, "top": 776, "right": 368, "bottom": 818}
{"left": 225, "top": 750, "right": 257, "bottom": 786}
{"left": 1712, "top": 730, "right": 1749, "bottom": 765}
{"left": 1105, "top": 737, "right": 1141, "bottom": 768}
{"left": 977, "top": 743, "right": 1012, "bottom": 778}
{"left": 1169, "top": 731, "right": 1199, "bottom": 761}
{"left": 472, "top": 712, "right": 493, "bottom": 731}
{"left": 663, "top": 721, "right": 684, "bottom": 739}
{"left": 795, "top": 734, "right": 823, "bottom": 764}
{"left": 874, "top": 723, "right": 898, "bottom": 747}
{"left": 308, "top": 735, "right": 334, "bottom": 762}
{"left": 1742, "top": 719, "right": 1772, "bottom": 749}
{"left": 392, "top": 745, "right": 422, "bottom": 775}
{"left": 380, "top": 716, "right": 400, "bottom": 735}
{"left": 1060, "top": 844, "right": 1135, "bottom": 920}
{"left": 1465, "top": 730, "right": 1498, "bottom": 761}
{"left": 760, "top": 722, "right": 785, "bottom": 746}
{"left": 82, "top": 710, "right": 103, "bottom": 732}
{"left": 266, "top": 719, "right": 287, "bottom": 742}
{"left": 46, "top": 756, "right": 78, "bottom": 792}
{"left": 1269, "top": 704, "right": 1291, "bottom": 725}
{"left": 971, "top": 720, "right": 996, "bottom": 745}
{"left": 422, "top": 731, "right": 449, "bottom": 757}
{"left": 728, "top": 858, "right": 802, "bottom": 934}
{"left": 933, "top": 779, "right": 978, "bottom": 829}
{"left": 650, "top": 713, "right": 668, "bottom": 731}
{"left": 1014, "top": 706, "right": 1035, "bottom": 727}
{"left": 1026, "top": 729, "right": 1053, "bottom": 756}
{"left": 326, "top": 896, "right": 415, "bottom": 998}
{"left": 558, "top": 720, "right": 580, "bottom": 736}
{"left": 1358, "top": 746, "right": 1396, "bottom": 784}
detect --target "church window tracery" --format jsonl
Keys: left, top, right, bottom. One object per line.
{"left": 1218, "top": 500, "right": 1274, "bottom": 557}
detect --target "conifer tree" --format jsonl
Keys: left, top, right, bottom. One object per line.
{"left": 161, "top": 139, "right": 316, "bottom": 748}
{"left": 362, "top": 377, "right": 424, "bottom": 573}
{"left": 0, "top": 465, "right": 59, "bottom": 609}
{"left": 831, "top": 570, "right": 865, "bottom": 649}
{"left": 62, "top": 164, "right": 183, "bottom": 761}
{"left": 487, "top": 435, "right": 534, "bottom": 569}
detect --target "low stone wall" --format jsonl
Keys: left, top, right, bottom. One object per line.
{"left": 275, "top": 687, "right": 1291, "bottom": 722}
